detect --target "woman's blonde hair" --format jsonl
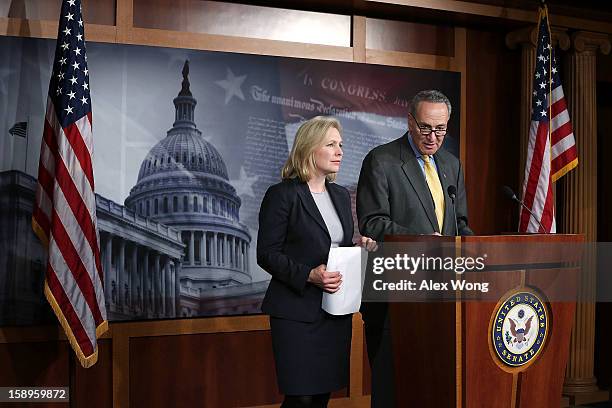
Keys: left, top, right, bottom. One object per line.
{"left": 281, "top": 116, "right": 342, "bottom": 182}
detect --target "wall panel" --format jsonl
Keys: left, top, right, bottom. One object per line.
{"left": 73, "top": 339, "right": 113, "bottom": 408}
{"left": 129, "top": 330, "right": 281, "bottom": 407}
{"left": 0, "top": 0, "right": 116, "bottom": 25}
{"left": 366, "top": 18, "right": 454, "bottom": 56}
{"left": 132, "top": 0, "right": 350, "bottom": 47}
{"left": 465, "top": 27, "right": 521, "bottom": 235}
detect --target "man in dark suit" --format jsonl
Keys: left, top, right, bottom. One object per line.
{"left": 356, "top": 90, "right": 473, "bottom": 407}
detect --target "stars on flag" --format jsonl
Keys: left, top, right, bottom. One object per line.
{"left": 50, "top": 0, "right": 92, "bottom": 125}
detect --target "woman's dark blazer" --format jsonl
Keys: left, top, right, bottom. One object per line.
{"left": 257, "top": 177, "right": 355, "bottom": 323}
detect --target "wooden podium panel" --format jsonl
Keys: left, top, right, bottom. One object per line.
{"left": 383, "top": 234, "right": 583, "bottom": 408}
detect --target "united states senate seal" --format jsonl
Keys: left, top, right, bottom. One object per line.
{"left": 491, "top": 290, "right": 549, "bottom": 367}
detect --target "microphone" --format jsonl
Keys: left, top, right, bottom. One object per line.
{"left": 447, "top": 185, "right": 459, "bottom": 236}
{"left": 501, "top": 185, "right": 547, "bottom": 233}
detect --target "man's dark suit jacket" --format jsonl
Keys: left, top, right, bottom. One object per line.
{"left": 357, "top": 134, "right": 473, "bottom": 327}
{"left": 257, "top": 177, "right": 354, "bottom": 323}
{"left": 357, "top": 134, "right": 473, "bottom": 241}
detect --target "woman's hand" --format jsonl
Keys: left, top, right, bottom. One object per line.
{"left": 308, "top": 264, "right": 342, "bottom": 293}
{"left": 356, "top": 236, "right": 378, "bottom": 252}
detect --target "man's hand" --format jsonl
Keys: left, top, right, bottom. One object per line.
{"left": 356, "top": 236, "right": 378, "bottom": 252}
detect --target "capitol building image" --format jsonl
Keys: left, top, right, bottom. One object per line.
{"left": 125, "top": 61, "right": 255, "bottom": 316}
{"left": 0, "top": 61, "right": 266, "bottom": 325}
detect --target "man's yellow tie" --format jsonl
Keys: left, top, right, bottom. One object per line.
{"left": 423, "top": 155, "right": 444, "bottom": 231}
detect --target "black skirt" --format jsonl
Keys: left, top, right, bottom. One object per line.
{"left": 269, "top": 311, "right": 352, "bottom": 395}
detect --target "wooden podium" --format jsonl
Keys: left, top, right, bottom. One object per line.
{"left": 384, "top": 234, "right": 583, "bottom": 408}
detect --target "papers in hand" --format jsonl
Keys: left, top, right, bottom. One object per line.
{"left": 322, "top": 247, "right": 365, "bottom": 315}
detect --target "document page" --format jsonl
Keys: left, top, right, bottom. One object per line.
{"left": 322, "top": 247, "right": 365, "bottom": 315}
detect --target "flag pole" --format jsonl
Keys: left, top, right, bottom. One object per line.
{"left": 24, "top": 115, "right": 30, "bottom": 174}
{"left": 9, "top": 124, "right": 15, "bottom": 171}
{"left": 543, "top": 5, "right": 555, "bottom": 224}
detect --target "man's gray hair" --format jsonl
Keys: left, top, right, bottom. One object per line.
{"left": 409, "top": 90, "right": 452, "bottom": 117}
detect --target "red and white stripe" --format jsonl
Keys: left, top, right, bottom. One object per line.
{"left": 550, "top": 86, "right": 578, "bottom": 180}
{"left": 519, "top": 82, "right": 577, "bottom": 233}
{"left": 32, "top": 99, "right": 107, "bottom": 367}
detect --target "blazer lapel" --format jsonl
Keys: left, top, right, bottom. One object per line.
{"left": 433, "top": 152, "right": 454, "bottom": 235}
{"left": 296, "top": 180, "right": 330, "bottom": 238}
{"left": 327, "top": 182, "right": 353, "bottom": 245}
{"left": 399, "top": 135, "right": 439, "bottom": 232}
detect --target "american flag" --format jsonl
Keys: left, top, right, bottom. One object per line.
{"left": 9, "top": 121, "right": 28, "bottom": 138}
{"left": 519, "top": 7, "right": 578, "bottom": 233}
{"left": 32, "top": 0, "right": 107, "bottom": 368}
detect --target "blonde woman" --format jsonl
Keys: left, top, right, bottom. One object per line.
{"left": 257, "top": 116, "right": 376, "bottom": 408}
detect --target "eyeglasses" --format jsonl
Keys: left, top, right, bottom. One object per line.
{"left": 409, "top": 113, "right": 448, "bottom": 137}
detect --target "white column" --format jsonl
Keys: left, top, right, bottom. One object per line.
{"left": 154, "top": 253, "right": 161, "bottom": 316}
{"left": 130, "top": 243, "right": 138, "bottom": 311}
{"left": 240, "top": 240, "right": 246, "bottom": 272}
{"left": 159, "top": 256, "right": 165, "bottom": 316}
{"left": 202, "top": 232, "right": 207, "bottom": 265}
{"left": 103, "top": 233, "right": 112, "bottom": 305}
{"left": 228, "top": 236, "right": 232, "bottom": 267}
{"left": 246, "top": 243, "right": 250, "bottom": 272}
{"left": 118, "top": 239, "right": 125, "bottom": 309}
{"left": 174, "top": 261, "right": 181, "bottom": 317}
{"left": 170, "top": 261, "right": 176, "bottom": 317}
{"left": 139, "top": 249, "right": 146, "bottom": 314}
{"left": 164, "top": 256, "right": 172, "bottom": 317}
{"left": 199, "top": 231, "right": 205, "bottom": 266}
{"left": 223, "top": 234, "right": 230, "bottom": 266}
{"left": 213, "top": 232, "right": 218, "bottom": 266}
{"left": 232, "top": 236, "right": 238, "bottom": 268}
{"left": 143, "top": 250, "right": 149, "bottom": 315}
{"left": 189, "top": 231, "right": 195, "bottom": 265}
{"left": 235, "top": 238, "right": 239, "bottom": 269}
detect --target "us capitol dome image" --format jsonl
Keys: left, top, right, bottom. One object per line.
{"left": 0, "top": 60, "right": 265, "bottom": 326}
{"left": 124, "top": 60, "right": 262, "bottom": 318}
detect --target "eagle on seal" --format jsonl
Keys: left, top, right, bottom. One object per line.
{"left": 509, "top": 315, "right": 533, "bottom": 344}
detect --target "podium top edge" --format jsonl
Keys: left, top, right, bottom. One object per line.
{"left": 384, "top": 234, "right": 585, "bottom": 243}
